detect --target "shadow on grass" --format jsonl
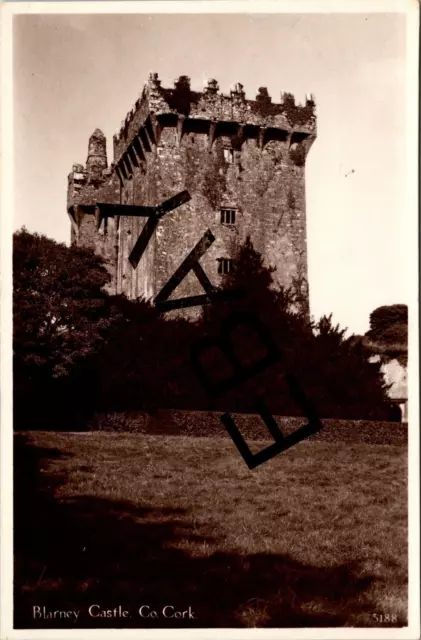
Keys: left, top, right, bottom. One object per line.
{"left": 14, "top": 434, "right": 381, "bottom": 629}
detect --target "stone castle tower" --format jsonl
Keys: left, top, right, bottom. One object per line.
{"left": 67, "top": 73, "right": 316, "bottom": 312}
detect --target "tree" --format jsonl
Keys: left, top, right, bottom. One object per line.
{"left": 299, "top": 314, "right": 393, "bottom": 420}
{"left": 365, "top": 304, "right": 408, "bottom": 365}
{"left": 202, "top": 236, "right": 307, "bottom": 338}
{"left": 13, "top": 229, "right": 122, "bottom": 428}
{"left": 198, "top": 238, "right": 395, "bottom": 420}
{"left": 369, "top": 304, "right": 408, "bottom": 337}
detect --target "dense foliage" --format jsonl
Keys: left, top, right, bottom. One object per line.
{"left": 195, "top": 238, "right": 394, "bottom": 419}
{"left": 13, "top": 229, "right": 397, "bottom": 430}
{"left": 13, "top": 229, "right": 123, "bottom": 428}
{"left": 90, "top": 236, "right": 394, "bottom": 420}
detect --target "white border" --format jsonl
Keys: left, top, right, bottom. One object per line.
{"left": 1, "top": 2, "right": 419, "bottom": 639}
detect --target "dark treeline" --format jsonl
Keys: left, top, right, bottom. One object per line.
{"left": 13, "top": 229, "right": 398, "bottom": 430}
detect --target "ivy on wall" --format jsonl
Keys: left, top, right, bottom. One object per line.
{"left": 282, "top": 93, "right": 316, "bottom": 128}
{"left": 252, "top": 89, "right": 316, "bottom": 128}
{"left": 289, "top": 143, "right": 306, "bottom": 167}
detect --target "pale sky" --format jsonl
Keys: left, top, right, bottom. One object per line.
{"left": 13, "top": 11, "right": 409, "bottom": 335}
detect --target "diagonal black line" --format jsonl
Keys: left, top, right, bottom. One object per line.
{"left": 157, "top": 190, "right": 191, "bottom": 218}
{"left": 220, "top": 412, "right": 257, "bottom": 469}
{"left": 125, "top": 190, "right": 191, "bottom": 270}
{"left": 192, "top": 263, "right": 215, "bottom": 295}
{"left": 95, "top": 206, "right": 102, "bottom": 230}
{"left": 154, "top": 229, "right": 216, "bottom": 303}
{"left": 285, "top": 372, "right": 322, "bottom": 428}
{"left": 97, "top": 203, "right": 156, "bottom": 217}
{"left": 254, "top": 397, "right": 286, "bottom": 443}
{"left": 129, "top": 215, "right": 159, "bottom": 269}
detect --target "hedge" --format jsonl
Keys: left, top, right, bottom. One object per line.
{"left": 88, "top": 409, "right": 407, "bottom": 446}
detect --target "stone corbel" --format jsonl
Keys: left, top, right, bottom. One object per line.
{"left": 139, "top": 125, "right": 152, "bottom": 153}
{"left": 128, "top": 144, "right": 139, "bottom": 168}
{"left": 150, "top": 113, "right": 162, "bottom": 144}
{"left": 149, "top": 113, "right": 161, "bottom": 146}
{"left": 67, "top": 206, "right": 79, "bottom": 232}
{"left": 177, "top": 115, "right": 186, "bottom": 146}
{"left": 133, "top": 135, "right": 145, "bottom": 163}
{"left": 123, "top": 153, "right": 133, "bottom": 177}
{"left": 95, "top": 205, "right": 102, "bottom": 230}
{"left": 208, "top": 121, "right": 217, "bottom": 150}
{"left": 73, "top": 204, "right": 85, "bottom": 226}
{"left": 119, "top": 160, "right": 128, "bottom": 181}
{"left": 236, "top": 124, "right": 245, "bottom": 148}
{"left": 115, "top": 164, "right": 124, "bottom": 184}
{"left": 258, "top": 127, "right": 266, "bottom": 151}
{"left": 301, "top": 133, "right": 316, "bottom": 155}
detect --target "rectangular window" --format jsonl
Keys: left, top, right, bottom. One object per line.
{"left": 223, "top": 148, "right": 234, "bottom": 164}
{"left": 220, "top": 208, "right": 237, "bottom": 225}
{"left": 217, "top": 258, "right": 234, "bottom": 275}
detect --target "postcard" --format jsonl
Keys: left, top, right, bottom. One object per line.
{"left": 1, "top": 1, "right": 419, "bottom": 638}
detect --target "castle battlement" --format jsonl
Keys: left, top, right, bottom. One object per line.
{"left": 112, "top": 72, "right": 316, "bottom": 167}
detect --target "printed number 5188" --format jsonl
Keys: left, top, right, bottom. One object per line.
{"left": 372, "top": 613, "right": 397, "bottom": 623}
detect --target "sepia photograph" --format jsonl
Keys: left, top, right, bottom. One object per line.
{"left": 1, "top": 1, "right": 419, "bottom": 638}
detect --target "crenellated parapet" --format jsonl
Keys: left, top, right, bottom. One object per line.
{"left": 68, "top": 74, "right": 316, "bottom": 211}
{"left": 112, "top": 72, "right": 316, "bottom": 174}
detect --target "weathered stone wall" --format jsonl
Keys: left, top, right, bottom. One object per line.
{"left": 127, "top": 126, "right": 310, "bottom": 304}
{"left": 68, "top": 74, "right": 316, "bottom": 313}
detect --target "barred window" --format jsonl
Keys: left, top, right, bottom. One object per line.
{"left": 217, "top": 258, "right": 234, "bottom": 275}
{"left": 220, "top": 208, "right": 236, "bottom": 225}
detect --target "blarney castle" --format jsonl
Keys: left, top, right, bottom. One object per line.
{"left": 67, "top": 73, "right": 316, "bottom": 313}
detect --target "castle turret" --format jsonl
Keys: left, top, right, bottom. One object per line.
{"left": 67, "top": 127, "right": 120, "bottom": 292}
{"left": 86, "top": 128, "right": 108, "bottom": 182}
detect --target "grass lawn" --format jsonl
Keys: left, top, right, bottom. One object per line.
{"left": 14, "top": 431, "right": 407, "bottom": 629}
